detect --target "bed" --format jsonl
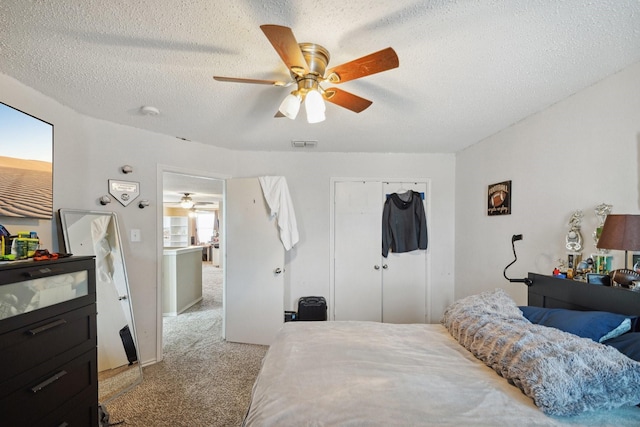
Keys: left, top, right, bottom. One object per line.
{"left": 243, "top": 273, "right": 640, "bottom": 426}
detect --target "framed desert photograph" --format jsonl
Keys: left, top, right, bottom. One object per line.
{"left": 0, "top": 102, "right": 53, "bottom": 219}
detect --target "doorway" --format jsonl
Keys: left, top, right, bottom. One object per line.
{"left": 157, "top": 167, "right": 227, "bottom": 362}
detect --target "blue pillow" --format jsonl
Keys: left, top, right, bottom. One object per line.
{"left": 519, "top": 306, "right": 634, "bottom": 343}
{"left": 604, "top": 332, "right": 640, "bottom": 362}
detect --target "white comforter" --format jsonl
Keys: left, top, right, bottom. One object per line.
{"left": 243, "top": 321, "right": 640, "bottom": 427}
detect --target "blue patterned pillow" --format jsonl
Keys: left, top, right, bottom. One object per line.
{"left": 519, "top": 306, "right": 634, "bottom": 343}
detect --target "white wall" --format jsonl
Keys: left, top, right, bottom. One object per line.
{"left": 455, "top": 61, "right": 640, "bottom": 305}
{"left": 0, "top": 73, "right": 237, "bottom": 364}
{"left": 235, "top": 152, "right": 457, "bottom": 322}
{"left": 3, "top": 58, "right": 638, "bottom": 364}
{"left": 1, "top": 72, "right": 456, "bottom": 363}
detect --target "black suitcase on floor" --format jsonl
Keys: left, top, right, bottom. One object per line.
{"left": 119, "top": 324, "right": 138, "bottom": 365}
{"left": 297, "top": 296, "right": 327, "bottom": 321}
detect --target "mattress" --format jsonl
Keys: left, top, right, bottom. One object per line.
{"left": 243, "top": 321, "right": 640, "bottom": 426}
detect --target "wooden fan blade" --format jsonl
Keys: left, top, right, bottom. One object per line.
{"left": 260, "top": 25, "right": 309, "bottom": 75}
{"left": 213, "top": 76, "right": 290, "bottom": 86}
{"left": 323, "top": 88, "right": 373, "bottom": 113}
{"left": 325, "top": 47, "right": 399, "bottom": 84}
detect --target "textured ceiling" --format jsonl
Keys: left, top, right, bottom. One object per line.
{"left": 2, "top": 0, "right": 640, "bottom": 153}
{"left": 163, "top": 172, "right": 222, "bottom": 207}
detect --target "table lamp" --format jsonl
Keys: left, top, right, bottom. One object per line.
{"left": 596, "top": 214, "right": 640, "bottom": 269}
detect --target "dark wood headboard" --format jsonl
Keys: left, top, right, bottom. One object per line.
{"left": 528, "top": 273, "right": 640, "bottom": 316}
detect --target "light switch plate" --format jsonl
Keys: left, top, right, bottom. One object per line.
{"left": 131, "top": 229, "right": 141, "bottom": 242}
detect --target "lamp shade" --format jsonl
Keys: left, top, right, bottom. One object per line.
{"left": 305, "top": 89, "right": 326, "bottom": 123}
{"left": 596, "top": 214, "right": 640, "bottom": 251}
{"left": 278, "top": 93, "right": 301, "bottom": 120}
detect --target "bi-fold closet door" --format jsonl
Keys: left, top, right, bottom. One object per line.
{"left": 333, "top": 180, "right": 427, "bottom": 323}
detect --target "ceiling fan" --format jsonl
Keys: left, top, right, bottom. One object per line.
{"left": 179, "top": 193, "right": 195, "bottom": 209}
{"left": 173, "top": 193, "right": 218, "bottom": 210}
{"left": 213, "top": 25, "right": 399, "bottom": 123}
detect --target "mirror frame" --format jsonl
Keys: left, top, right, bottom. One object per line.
{"left": 58, "top": 209, "right": 142, "bottom": 404}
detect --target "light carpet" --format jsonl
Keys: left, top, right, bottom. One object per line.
{"left": 105, "top": 264, "right": 268, "bottom": 426}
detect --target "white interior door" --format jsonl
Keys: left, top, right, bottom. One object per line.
{"left": 334, "top": 181, "right": 383, "bottom": 321}
{"left": 225, "top": 178, "right": 284, "bottom": 345}
{"left": 381, "top": 182, "right": 427, "bottom": 324}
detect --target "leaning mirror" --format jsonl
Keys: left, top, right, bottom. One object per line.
{"left": 58, "top": 209, "right": 142, "bottom": 405}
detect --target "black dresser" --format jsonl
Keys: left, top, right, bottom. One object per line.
{"left": 0, "top": 256, "right": 98, "bottom": 426}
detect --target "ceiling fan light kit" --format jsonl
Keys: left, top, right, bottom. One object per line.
{"left": 278, "top": 93, "right": 301, "bottom": 119}
{"left": 214, "top": 25, "right": 399, "bottom": 124}
{"left": 279, "top": 73, "right": 328, "bottom": 123}
{"left": 304, "top": 89, "right": 326, "bottom": 123}
{"left": 180, "top": 193, "right": 194, "bottom": 209}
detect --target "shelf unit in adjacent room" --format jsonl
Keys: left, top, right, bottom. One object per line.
{"left": 163, "top": 216, "right": 188, "bottom": 247}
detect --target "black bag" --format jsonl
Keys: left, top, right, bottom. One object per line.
{"left": 297, "top": 296, "right": 327, "bottom": 321}
{"left": 119, "top": 325, "right": 138, "bottom": 365}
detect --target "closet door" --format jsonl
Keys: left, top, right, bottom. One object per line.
{"left": 333, "top": 180, "right": 428, "bottom": 324}
{"left": 381, "top": 182, "right": 427, "bottom": 324}
{"left": 225, "top": 178, "right": 285, "bottom": 345}
{"left": 334, "top": 181, "right": 382, "bottom": 321}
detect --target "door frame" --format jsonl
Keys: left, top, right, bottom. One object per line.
{"left": 329, "top": 177, "right": 433, "bottom": 323}
{"left": 155, "top": 164, "right": 230, "bottom": 362}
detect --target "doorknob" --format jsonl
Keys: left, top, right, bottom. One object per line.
{"left": 374, "top": 265, "right": 380, "bottom": 270}
{"left": 274, "top": 268, "right": 283, "bottom": 274}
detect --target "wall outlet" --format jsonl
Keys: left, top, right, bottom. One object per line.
{"left": 131, "top": 229, "right": 141, "bottom": 242}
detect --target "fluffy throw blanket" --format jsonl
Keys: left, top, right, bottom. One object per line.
{"left": 442, "top": 289, "right": 640, "bottom": 416}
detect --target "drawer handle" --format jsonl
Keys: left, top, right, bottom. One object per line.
{"left": 27, "top": 319, "right": 67, "bottom": 335}
{"left": 23, "top": 266, "right": 64, "bottom": 279}
{"left": 31, "top": 370, "right": 67, "bottom": 393}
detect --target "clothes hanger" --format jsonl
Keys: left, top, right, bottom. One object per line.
{"left": 384, "top": 183, "right": 425, "bottom": 200}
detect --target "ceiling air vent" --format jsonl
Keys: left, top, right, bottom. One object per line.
{"left": 291, "top": 140, "right": 317, "bottom": 148}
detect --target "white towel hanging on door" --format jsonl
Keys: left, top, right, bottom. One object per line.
{"left": 259, "top": 176, "right": 300, "bottom": 251}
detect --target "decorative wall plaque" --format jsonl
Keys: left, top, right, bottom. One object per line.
{"left": 108, "top": 180, "right": 140, "bottom": 207}
{"left": 487, "top": 180, "right": 511, "bottom": 216}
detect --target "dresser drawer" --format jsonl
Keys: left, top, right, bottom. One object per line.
{"left": 35, "top": 386, "right": 98, "bottom": 427}
{"left": 0, "top": 348, "right": 97, "bottom": 426}
{"left": 0, "top": 258, "right": 95, "bottom": 320}
{"left": 0, "top": 303, "right": 96, "bottom": 384}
